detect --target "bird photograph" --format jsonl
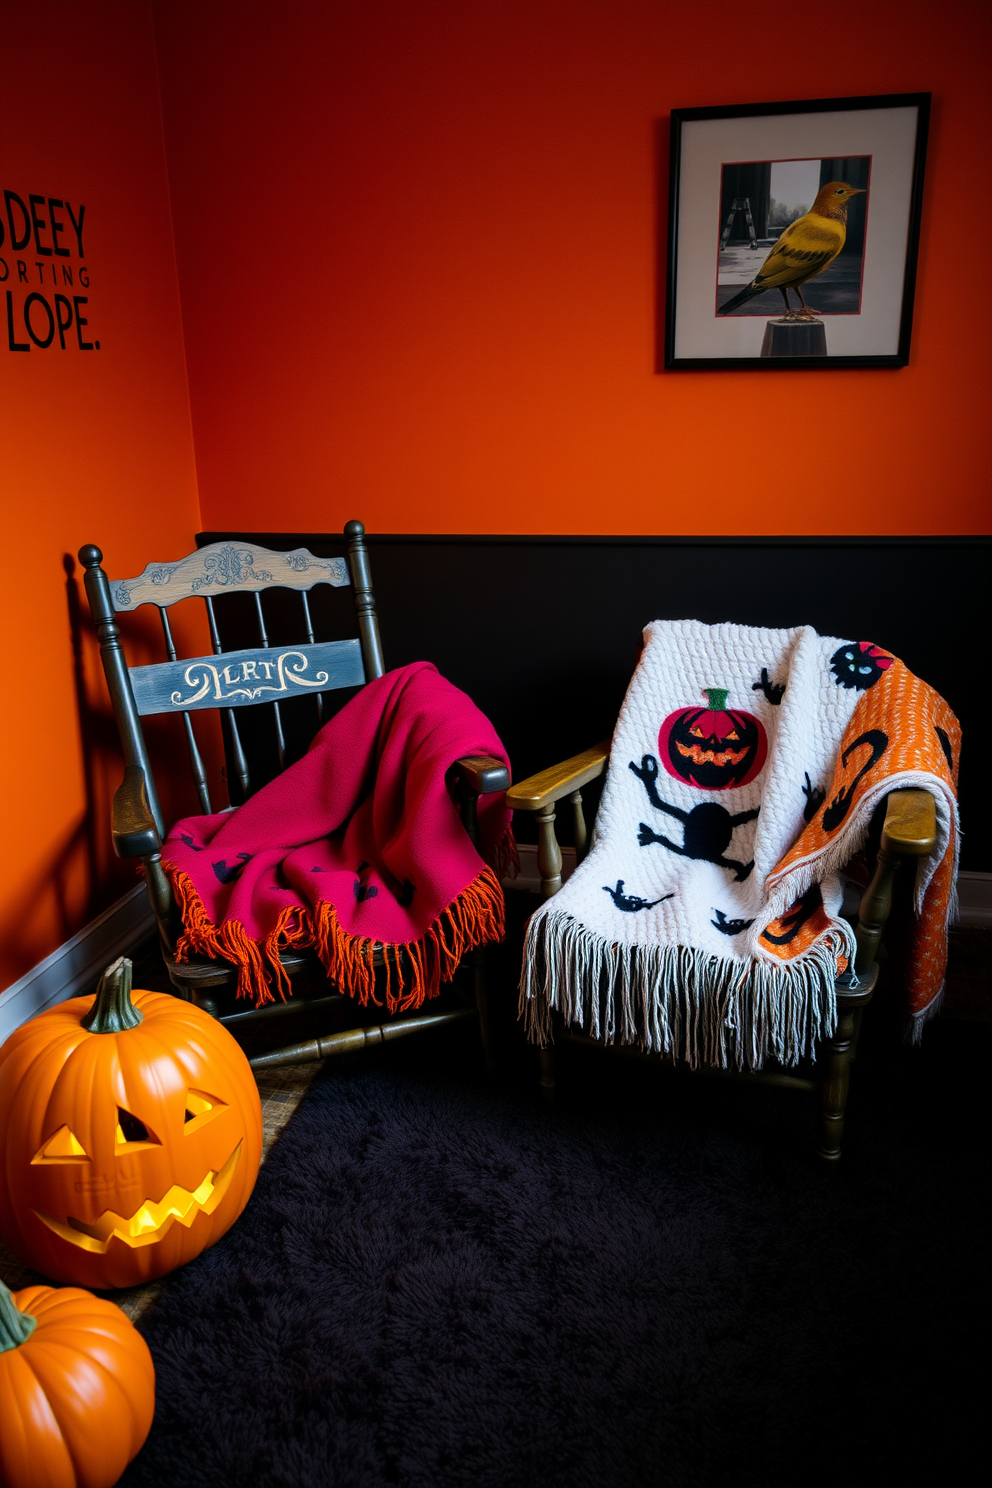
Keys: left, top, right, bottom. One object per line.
{"left": 717, "top": 179, "right": 865, "bottom": 319}
{"left": 668, "top": 104, "right": 927, "bottom": 366}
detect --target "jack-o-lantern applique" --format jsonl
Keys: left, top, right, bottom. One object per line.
{"left": 658, "top": 688, "right": 768, "bottom": 791}
{"left": 0, "top": 958, "right": 262, "bottom": 1289}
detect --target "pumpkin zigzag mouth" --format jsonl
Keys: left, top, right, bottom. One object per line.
{"left": 675, "top": 741, "right": 749, "bottom": 768}
{"left": 34, "top": 1139, "right": 243, "bottom": 1253}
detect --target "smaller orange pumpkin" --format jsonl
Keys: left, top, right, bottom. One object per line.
{"left": 0, "top": 1275, "right": 155, "bottom": 1488}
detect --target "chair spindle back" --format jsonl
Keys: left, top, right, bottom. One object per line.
{"left": 79, "top": 523, "right": 384, "bottom": 833}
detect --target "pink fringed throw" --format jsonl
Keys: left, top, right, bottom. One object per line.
{"left": 163, "top": 664, "right": 515, "bottom": 1009}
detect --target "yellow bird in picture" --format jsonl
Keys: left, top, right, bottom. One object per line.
{"left": 717, "top": 181, "right": 865, "bottom": 318}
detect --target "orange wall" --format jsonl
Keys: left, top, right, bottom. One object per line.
{"left": 3, "top": 0, "right": 989, "bottom": 991}
{"left": 152, "top": 0, "right": 991, "bottom": 537}
{"left": 0, "top": 1, "right": 201, "bottom": 990}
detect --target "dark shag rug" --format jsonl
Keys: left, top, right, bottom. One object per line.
{"left": 122, "top": 1017, "right": 989, "bottom": 1488}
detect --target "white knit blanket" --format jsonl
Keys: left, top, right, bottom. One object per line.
{"left": 520, "top": 619, "right": 956, "bottom": 1070}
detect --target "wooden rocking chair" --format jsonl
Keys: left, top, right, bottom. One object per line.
{"left": 79, "top": 521, "right": 509, "bottom": 1072}
{"left": 507, "top": 742, "right": 936, "bottom": 1160}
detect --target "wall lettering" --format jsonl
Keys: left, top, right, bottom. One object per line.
{"left": 2, "top": 187, "right": 97, "bottom": 351}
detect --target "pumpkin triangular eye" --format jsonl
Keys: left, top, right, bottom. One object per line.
{"left": 184, "top": 1089, "right": 226, "bottom": 1131}
{"left": 32, "top": 1125, "right": 90, "bottom": 1163}
{"left": 115, "top": 1107, "right": 160, "bottom": 1148}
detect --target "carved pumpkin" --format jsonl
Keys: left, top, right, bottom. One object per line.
{"left": 0, "top": 958, "right": 262, "bottom": 1289}
{"left": 0, "top": 1275, "right": 155, "bottom": 1488}
{"left": 659, "top": 688, "right": 768, "bottom": 791}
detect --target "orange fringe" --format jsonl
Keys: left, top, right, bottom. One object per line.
{"left": 164, "top": 861, "right": 506, "bottom": 1012}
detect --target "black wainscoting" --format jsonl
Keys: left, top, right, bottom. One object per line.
{"left": 198, "top": 533, "right": 989, "bottom": 870}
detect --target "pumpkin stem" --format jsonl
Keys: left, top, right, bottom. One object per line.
{"left": 703, "top": 688, "right": 729, "bottom": 711}
{"left": 0, "top": 1278, "right": 36, "bottom": 1352}
{"left": 82, "top": 957, "right": 144, "bottom": 1034}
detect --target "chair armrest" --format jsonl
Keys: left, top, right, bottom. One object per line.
{"left": 112, "top": 765, "right": 162, "bottom": 858}
{"left": 450, "top": 754, "right": 510, "bottom": 795}
{"left": 506, "top": 743, "right": 610, "bottom": 813}
{"left": 881, "top": 788, "right": 936, "bottom": 857}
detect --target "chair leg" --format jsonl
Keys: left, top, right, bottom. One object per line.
{"left": 192, "top": 991, "right": 223, "bottom": 1019}
{"left": 473, "top": 950, "right": 495, "bottom": 1072}
{"left": 248, "top": 1009, "right": 473, "bottom": 1069}
{"left": 165, "top": 961, "right": 219, "bottom": 1012}
{"left": 817, "top": 1004, "right": 857, "bottom": 1161}
{"left": 539, "top": 1047, "right": 556, "bottom": 1108}
{"left": 170, "top": 976, "right": 222, "bottom": 1018}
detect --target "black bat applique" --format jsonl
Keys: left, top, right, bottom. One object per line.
{"left": 603, "top": 881, "right": 674, "bottom": 913}
{"left": 801, "top": 772, "right": 826, "bottom": 822}
{"left": 752, "top": 668, "right": 785, "bottom": 705}
{"left": 353, "top": 861, "right": 378, "bottom": 902}
{"left": 760, "top": 884, "right": 822, "bottom": 946}
{"left": 821, "top": 730, "right": 888, "bottom": 832}
{"left": 630, "top": 755, "right": 758, "bottom": 881}
{"left": 211, "top": 853, "right": 252, "bottom": 884}
{"left": 394, "top": 878, "right": 416, "bottom": 907}
{"left": 711, "top": 908, "right": 755, "bottom": 935}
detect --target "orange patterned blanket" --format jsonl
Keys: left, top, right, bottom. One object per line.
{"left": 763, "top": 650, "right": 959, "bottom": 1030}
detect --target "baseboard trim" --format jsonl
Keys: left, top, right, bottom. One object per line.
{"left": 2, "top": 858, "right": 984, "bottom": 1047}
{"left": 956, "top": 871, "right": 992, "bottom": 929}
{"left": 0, "top": 886, "right": 155, "bottom": 1046}
{"left": 508, "top": 849, "right": 992, "bottom": 928}
{"left": 200, "top": 531, "right": 992, "bottom": 550}
{"left": 506, "top": 843, "right": 578, "bottom": 893}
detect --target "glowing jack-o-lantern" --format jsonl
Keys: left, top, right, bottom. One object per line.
{"left": 0, "top": 958, "right": 262, "bottom": 1289}
{"left": 659, "top": 687, "right": 768, "bottom": 791}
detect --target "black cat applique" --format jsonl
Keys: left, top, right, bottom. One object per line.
{"left": 629, "top": 755, "right": 758, "bottom": 883}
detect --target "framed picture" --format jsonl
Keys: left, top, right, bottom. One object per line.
{"left": 664, "top": 93, "right": 930, "bottom": 370}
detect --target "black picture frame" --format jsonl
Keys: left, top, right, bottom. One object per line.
{"left": 664, "top": 92, "right": 930, "bottom": 370}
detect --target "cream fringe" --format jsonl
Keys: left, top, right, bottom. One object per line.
{"left": 520, "top": 909, "right": 850, "bottom": 1072}
{"left": 908, "top": 985, "right": 944, "bottom": 1045}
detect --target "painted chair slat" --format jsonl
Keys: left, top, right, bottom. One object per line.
{"left": 204, "top": 595, "right": 251, "bottom": 800}
{"left": 128, "top": 639, "right": 365, "bottom": 717}
{"left": 300, "top": 589, "right": 324, "bottom": 726}
{"left": 158, "top": 606, "right": 213, "bottom": 813}
{"left": 254, "top": 590, "right": 287, "bottom": 769}
{"left": 110, "top": 542, "right": 350, "bottom": 612}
